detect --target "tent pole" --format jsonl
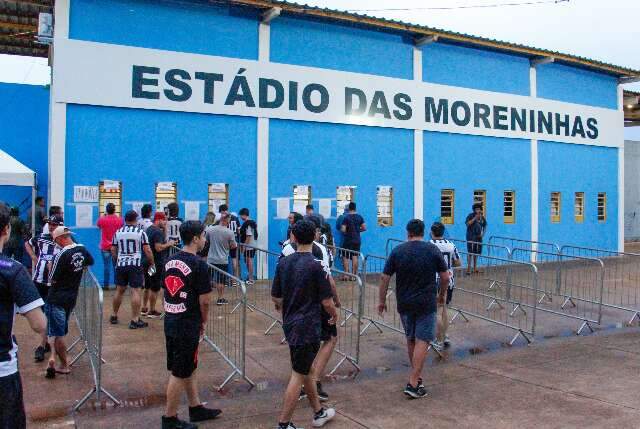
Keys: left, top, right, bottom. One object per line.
{"left": 31, "top": 185, "right": 36, "bottom": 238}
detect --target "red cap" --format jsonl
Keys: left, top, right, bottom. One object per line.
{"left": 153, "top": 212, "right": 166, "bottom": 222}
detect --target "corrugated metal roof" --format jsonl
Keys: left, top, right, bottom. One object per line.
{"left": 230, "top": 0, "right": 640, "bottom": 78}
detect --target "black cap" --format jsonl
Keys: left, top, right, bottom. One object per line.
{"left": 48, "top": 214, "right": 65, "bottom": 225}
{"left": 125, "top": 210, "right": 138, "bottom": 222}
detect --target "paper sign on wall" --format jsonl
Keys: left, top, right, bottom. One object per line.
{"left": 318, "top": 199, "right": 332, "bottom": 219}
{"left": 131, "top": 202, "right": 144, "bottom": 215}
{"left": 75, "top": 204, "right": 93, "bottom": 227}
{"left": 184, "top": 201, "right": 200, "bottom": 221}
{"left": 73, "top": 186, "right": 99, "bottom": 203}
{"left": 276, "top": 198, "right": 290, "bottom": 219}
{"left": 157, "top": 181, "right": 175, "bottom": 191}
{"left": 102, "top": 180, "right": 120, "bottom": 191}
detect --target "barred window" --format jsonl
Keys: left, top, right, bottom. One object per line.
{"left": 574, "top": 192, "right": 584, "bottom": 223}
{"left": 336, "top": 186, "right": 356, "bottom": 215}
{"left": 551, "top": 192, "right": 561, "bottom": 223}
{"left": 99, "top": 180, "right": 122, "bottom": 216}
{"left": 156, "top": 182, "right": 177, "bottom": 214}
{"left": 503, "top": 191, "right": 515, "bottom": 224}
{"left": 597, "top": 192, "right": 607, "bottom": 222}
{"left": 473, "top": 190, "right": 487, "bottom": 214}
{"left": 441, "top": 189, "right": 454, "bottom": 224}
{"left": 208, "top": 183, "right": 229, "bottom": 214}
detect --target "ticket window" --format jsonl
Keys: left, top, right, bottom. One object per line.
{"left": 292, "top": 185, "right": 312, "bottom": 215}
{"left": 156, "top": 182, "right": 178, "bottom": 214}
{"left": 336, "top": 186, "right": 356, "bottom": 215}
{"left": 208, "top": 183, "right": 229, "bottom": 214}
{"left": 377, "top": 186, "right": 393, "bottom": 227}
{"left": 99, "top": 180, "right": 122, "bottom": 216}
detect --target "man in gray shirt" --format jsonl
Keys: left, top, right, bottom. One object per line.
{"left": 204, "top": 213, "right": 237, "bottom": 306}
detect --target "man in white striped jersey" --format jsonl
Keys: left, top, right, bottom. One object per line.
{"left": 429, "top": 222, "right": 461, "bottom": 350}
{"left": 110, "top": 210, "right": 155, "bottom": 329}
{"left": 165, "top": 203, "right": 183, "bottom": 247}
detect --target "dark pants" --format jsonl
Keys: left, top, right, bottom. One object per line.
{"left": 0, "top": 372, "right": 26, "bottom": 429}
{"left": 101, "top": 250, "right": 115, "bottom": 288}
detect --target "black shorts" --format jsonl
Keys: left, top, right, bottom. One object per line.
{"left": 34, "top": 282, "right": 48, "bottom": 302}
{"left": 115, "top": 265, "right": 144, "bottom": 288}
{"left": 0, "top": 372, "right": 26, "bottom": 429}
{"left": 229, "top": 248, "right": 237, "bottom": 259}
{"left": 210, "top": 264, "right": 228, "bottom": 285}
{"left": 341, "top": 242, "right": 361, "bottom": 254}
{"left": 144, "top": 268, "right": 163, "bottom": 292}
{"left": 165, "top": 333, "right": 200, "bottom": 379}
{"left": 243, "top": 248, "right": 256, "bottom": 259}
{"left": 289, "top": 342, "right": 320, "bottom": 375}
{"left": 467, "top": 241, "right": 483, "bottom": 255}
{"left": 320, "top": 309, "right": 337, "bottom": 342}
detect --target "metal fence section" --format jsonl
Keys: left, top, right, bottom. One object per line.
{"left": 67, "top": 269, "right": 120, "bottom": 411}
{"left": 488, "top": 235, "right": 560, "bottom": 256}
{"left": 385, "top": 238, "right": 404, "bottom": 257}
{"left": 328, "top": 244, "right": 364, "bottom": 277}
{"left": 329, "top": 268, "right": 362, "bottom": 376}
{"left": 450, "top": 251, "right": 538, "bottom": 345}
{"left": 561, "top": 245, "right": 640, "bottom": 325}
{"left": 511, "top": 248, "right": 604, "bottom": 334}
{"left": 203, "top": 262, "right": 255, "bottom": 390}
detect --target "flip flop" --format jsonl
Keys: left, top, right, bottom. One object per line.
{"left": 45, "top": 367, "right": 56, "bottom": 379}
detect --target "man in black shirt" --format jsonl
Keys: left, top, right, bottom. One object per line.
{"left": 45, "top": 226, "right": 94, "bottom": 379}
{"left": 162, "top": 221, "right": 221, "bottom": 429}
{"left": 340, "top": 202, "right": 366, "bottom": 276}
{"left": 272, "top": 220, "right": 338, "bottom": 429}
{"left": 465, "top": 203, "right": 488, "bottom": 275}
{"left": 378, "top": 219, "right": 449, "bottom": 399}
{"left": 144, "top": 212, "right": 176, "bottom": 318}
{"left": 0, "top": 204, "right": 47, "bottom": 429}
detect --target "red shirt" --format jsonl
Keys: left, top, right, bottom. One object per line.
{"left": 97, "top": 214, "right": 123, "bottom": 250}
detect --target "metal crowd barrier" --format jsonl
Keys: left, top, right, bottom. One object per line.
{"left": 488, "top": 235, "right": 560, "bottom": 256}
{"left": 329, "top": 267, "right": 362, "bottom": 376}
{"left": 385, "top": 238, "right": 404, "bottom": 257}
{"left": 450, "top": 250, "right": 538, "bottom": 345}
{"left": 561, "top": 245, "right": 640, "bottom": 325}
{"left": 67, "top": 269, "right": 120, "bottom": 411}
{"left": 511, "top": 248, "right": 604, "bottom": 334}
{"left": 328, "top": 244, "right": 364, "bottom": 277}
{"left": 385, "top": 237, "right": 511, "bottom": 261}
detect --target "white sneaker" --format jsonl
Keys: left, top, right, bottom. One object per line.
{"left": 312, "top": 407, "right": 335, "bottom": 427}
{"left": 443, "top": 335, "right": 451, "bottom": 347}
{"left": 277, "top": 423, "right": 301, "bottom": 429}
{"left": 431, "top": 341, "right": 444, "bottom": 352}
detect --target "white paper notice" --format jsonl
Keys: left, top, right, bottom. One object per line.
{"left": 185, "top": 201, "right": 200, "bottom": 221}
{"left": 276, "top": 198, "right": 290, "bottom": 219}
{"left": 131, "top": 202, "right": 144, "bottom": 215}
{"left": 102, "top": 180, "right": 120, "bottom": 191}
{"left": 73, "top": 186, "right": 99, "bottom": 203}
{"left": 157, "top": 181, "right": 174, "bottom": 191}
{"left": 292, "top": 200, "right": 307, "bottom": 216}
{"left": 76, "top": 204, "right": 93, "bottom": 227}
{"left": 318, "top": 199, "right": 332, "bottom": 219}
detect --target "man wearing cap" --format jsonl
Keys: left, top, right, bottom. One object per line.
{"left": 97, "top": 203, "right": 122, "bottom": 290}
{"left": 144, "top": 212, "right": 176, "bottom": 318}
{"left": 24, "top": 214, "right": 64, "bottom": 362}
{"left": 44, "top": 226, "right": 94, "bottom": 379}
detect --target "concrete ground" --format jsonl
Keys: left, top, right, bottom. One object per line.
{"left": 15, "top": 285, "right": 640, "bottom": 429}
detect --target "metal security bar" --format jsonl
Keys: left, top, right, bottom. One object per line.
{"left": 67, "top": 270, "right": 120, "bottom": 411}
{"left": 450, "top": 251, "right": 538, "bottom": 345}
{"left": 561, "top": 245, "right": 640, "bottom": 325}
{"left": 511, "top": 248, "right": 604, "bottom": 334}
{"left": 329, "top": 268, "right": 362, "bottom": 376}
{"left": 385, "top": 238, "right": 404, "bottom": 257}
{"left": 204, "top": 262, "right": 255, "bottom": 390}
{"left": 488, "top": 235, "right": 560, "bottom": 255}
{"left": 328, "top": 244, "right": 364, "bottom": 277}
{"left": 385, "top": 237, "right": 511, "bottom": 260}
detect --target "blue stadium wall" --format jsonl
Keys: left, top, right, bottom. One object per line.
{"left": 0, "top": 83, "right": 49, "bottom": 214}
{"left": 59, "top": 0, "right": 620, "bottom": 283}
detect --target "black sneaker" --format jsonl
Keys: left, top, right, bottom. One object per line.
{"left": 316, "top": 382, "right": 329, "bottom": 402}
{"left": 312, "top": 407, "right": 336, "bottom": 427}
{"left": 417, "top": 377, "right": 424, "bottom": 389}
{"left": 109, "top": 315, "right": 118, "bottom": 325}
{"left": 216, "top": 298, "right": 229, "bottom": 306}
{"left": 128, "top": 320, "right": 138, "bottom": 330}
{"left": 135, "top": 319, "right": 148, "bottom": 328}
{"left": 44, "top": 342, "right": 51, "bottom": 353}
{"left": 140, "top": 308, "right": 149, "bottom": 316}
{"left": 403, "top": 383, "right": 428, "bottom": 399}
{"left": 45, "top": 366, "right": 56, "bottom": 379}
{"left": 34, "top": 346, "right": 45, "bottom": 362}
{"left": 443, "top": 335, "right": 451, "bottom": 348}
{"left": 147, "top": 310, "right": 162, "bottom": 319}
{"left": 189, "top": 404, "right": 221, "bottom": 423}
{"left": 278, "top": 422, "right": 299, "bottom": 429}
{"left": 161, "top": 415, "right": 197, "bottom": 429}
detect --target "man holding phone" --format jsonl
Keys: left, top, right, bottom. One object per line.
{"left": 465, "top": 203, "right": 487, "bottom": 275}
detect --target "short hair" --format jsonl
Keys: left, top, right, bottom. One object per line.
{"left": 9, "top": 207, "right": 19, "bottom": 217}
{"left": 406, "top": 219, "right": 425, "bottom": 237}
{"left": 290, "top": 212, "right": 303, "bottom": 223}
{"left": 167, "top": 202, "right": 179, "bottom": 217}
{"left": 106, "top": 203, "right": 116, "bottom": 215}
{"left": 239, "top": 208, "right": 249, "bottom": 216}
{"left": 0, "top": 204, "right": 9, "bottom": 235}
{"left": 35, "top": 196, "right": 44, "bottom": 204}
{"left": 306, "top": 204, "right": 314, "bottom": 211}
{"left": 180, "top": 220, "right": 205, "bottom": 245}
{"left": 125, "top": 210, "right": 138, "bottom": 223}
{"left": 218, "top": 204, "right": 228, "bottom": 213}
{"left": 348, "top": 202, "right": 356, "bottom": 211}
{"left": 292, "top": 220, "right": 316, "bottom": 245}
{"left": 472, "top": 202, "right": 483, "bottom": 211}
{"left": 431, "top": 222, "right": 445, "bottom": 238}
{"left": 141, "top": 204, "right": 152, "bottom": 218}
{"left": 49, "top": 205, "right": 62, "bottom": 216}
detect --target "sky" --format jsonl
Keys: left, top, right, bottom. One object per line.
{"left": 1, "top": 0, "right": 638, "bottom": 136}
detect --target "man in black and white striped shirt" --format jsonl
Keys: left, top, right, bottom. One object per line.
{"left": 110, "top": 210, "right": 154, "bottom": 329}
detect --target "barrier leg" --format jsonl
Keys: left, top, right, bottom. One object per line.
{"left": 264, "top": 320, "right": 280, "bottom": 336}
{"left": 450, "top": 310, "right": 469, "bottom": 324}
{"left": 339, "top": 311, "right": 354, "bottom": 327}
{"left": 69, "top": 346, "right": 88, "bottom": 367}
{"left": 576, "top": 321, "right": 594, "bottom": 336}
{"left": 73, "top": 387, "right": 96, "bottom": 412}
{"left": 561, "top": 297, "right": 577, "bottom": 309}
{"left": 359, "top": 319, "right": 384, "bottom": 336}
{"left": 509, "top": 330, "right": 532, "bottom": 346}
{"left": 66, "top": 336, "right": 81, "bottom": 353}
{"left": 486, "top": 299, "right": 504, "bottom": 312}
{"left": 100, "top": 387, "right": 121, "bottom": 406}
{"left": 628, "top": 312, "right": 640, "bottom": 326}
{"left": 538, "top": 292, "right": 553, "bottom": 304}
{"left": 218, "top": 369, "right": 240, "bottom": 391}
{"left": 509, "top": 304, "right": 526, "bottom": 317}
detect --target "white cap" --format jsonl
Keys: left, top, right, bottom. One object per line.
{"left": 52, "top": 226, "right": 73, "bottom": 240}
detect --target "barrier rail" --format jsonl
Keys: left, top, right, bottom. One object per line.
{"left": 561, "top": 245, "right": 640, "bottom": 325}
{"left": 489, "top": 235, "right": 560, "bottom": 256}
{"left": 329, "top": 267, "right": 362, "bottom": 376}
{"left": 450, "top": 250, "right": 538, "bottom": 345}
{"left": 385, "top": 238, "right": 404, "bottom": 257}
{"left": 511, "top": 248, "right": 604, "bottom": 334}
{"left": 328, "top": 244, "right": 364, "bottom": 278}
{"left": 67, "top": 269, "right": 120, "bottom": 411}
{"left": 385, "top": 237, "right": 512, "bottom": 260}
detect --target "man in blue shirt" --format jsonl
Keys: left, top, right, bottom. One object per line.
{"left": 465, "top": 203, "right": 488, "bottom": 275}
{"left": 0, "top": 204, "right": 47, "bottom": 428}
{"left": 339, "top": 202, "right": 366, "bottom": 276}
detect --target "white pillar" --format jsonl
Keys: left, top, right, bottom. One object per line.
{"left": 530, "top": 66, "right": 539, "bottom": 254}
{"left": 48, "top": 0, "right": 70, "bottom": 207}
{"left": 413, "top": 46, "right": 424, "bottom": 219}
{"left": 618, "top": 85, "right": 625, "bottom": 252}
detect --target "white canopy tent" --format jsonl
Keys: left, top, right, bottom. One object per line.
{"left": 0, "top": 149, "right": 37, "bottom": 235}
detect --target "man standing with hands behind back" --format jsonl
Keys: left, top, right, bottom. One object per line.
{"left": 465, "top": 202, "right": 488, "bottom": 275}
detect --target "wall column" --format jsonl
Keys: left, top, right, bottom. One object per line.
{"left": 618, "top": 84, "right": 625, "bottom": 252}
{"left": 529, "top": 66, "right": 539, "bottom": 251}
{"left": 413, "top": 46, "right": 424, "bottom": 219}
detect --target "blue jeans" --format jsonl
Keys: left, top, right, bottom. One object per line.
{"left": 101, "top": 250, "right": 115, "bottom": 288}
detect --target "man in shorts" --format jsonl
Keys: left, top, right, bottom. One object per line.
{"left": 24, "top": 215, "right": 64, "bottom": 362}
{"left": 110, "top": 210, "right": 155, "bottom": 329}
{"left": 0, "top": 203, "right": 47, "bottom": 429}
{"left": 44, "top": 226, "right": 94, "bottom": 379}
{"left": 378, "top": 219, "right": 450, "bottom": 399}
{"left": 339, "top": 202, "right": 366, "bottom": 276}
{"left": 272, "top": 220, "right": 338, "bottom": 429}
{"left": 238, "top": 208, "right": 257, "bottom": 285}
{"left": 143, "top": 213, "right": 176, "bottom": 318}
{"left": 166, "top": 202, "right": 183, "bottom": 247}
{"left": 465, "top": 203, "right": 488, "bottom": 275}
{"left": 429, "top": 222, "right": 461, "bottom": 351}
{"left": 162, "top": 221, "right": 221, "bottom": 429}
{"left": 214, "top": 204, "right": 241, "bottom": 278}
{"left": 204, "top": 213, "right": 237, "bottom": 306}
